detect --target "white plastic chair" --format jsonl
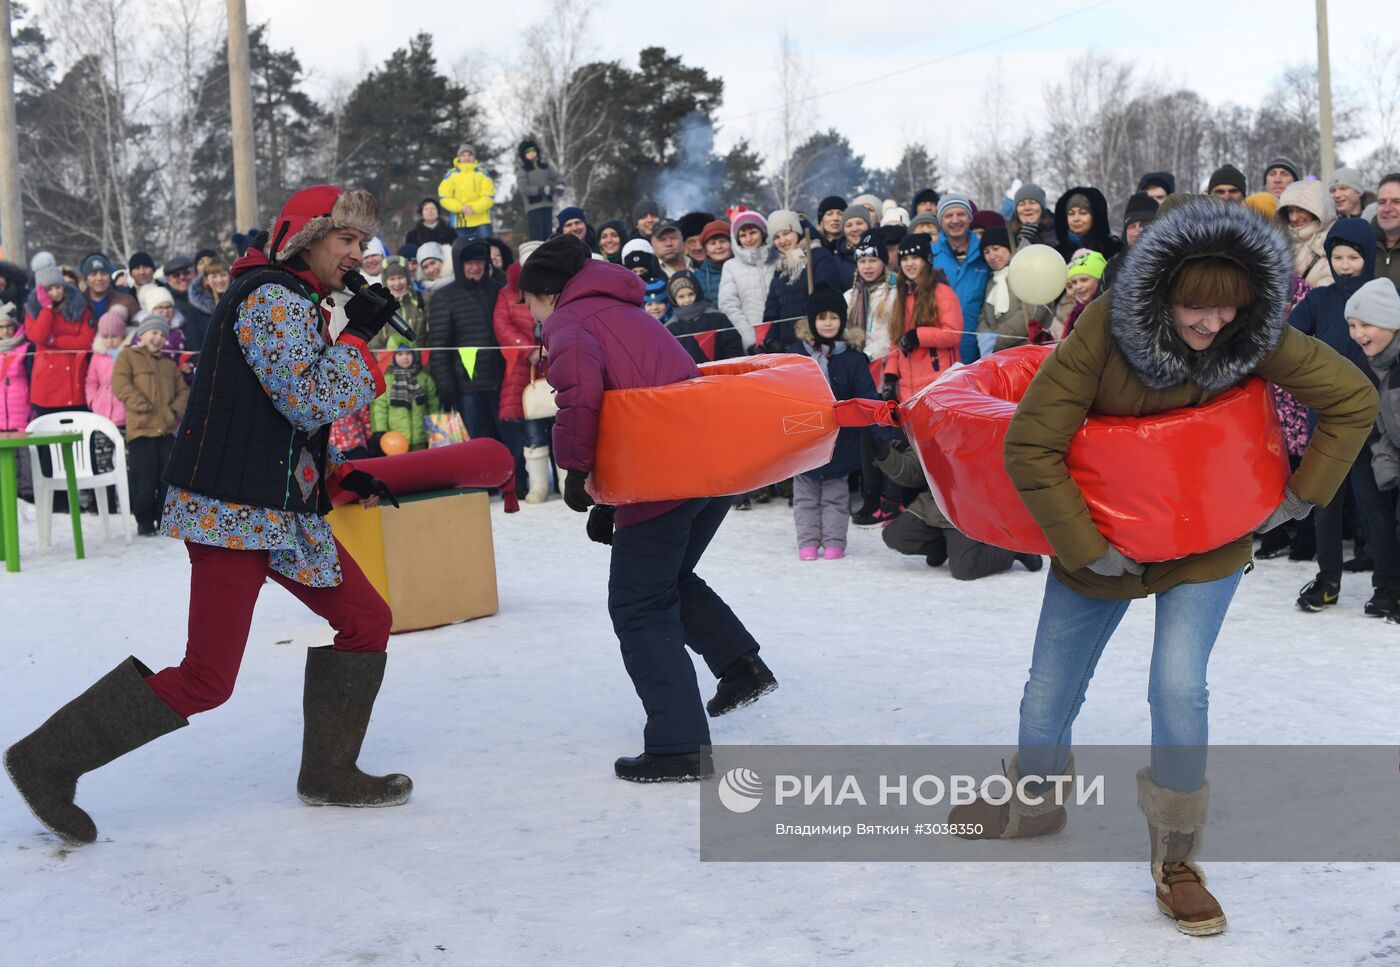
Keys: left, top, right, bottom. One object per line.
{"left": 26, "top": 411, "right": 132, "bottom": 547}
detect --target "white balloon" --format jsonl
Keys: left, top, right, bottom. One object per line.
{"left": 1008, "top": 244, "right": 1068, "bottom": 305}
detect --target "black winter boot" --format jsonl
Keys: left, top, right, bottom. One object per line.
{"left": 1297, "top": 574, "right": 1341, "bottom": 612}
{"left": 297, "top": 647, "right": 412, "bottom": 808}
{"left": 1015, "top": 553, "right": 1044, "bottom": 572}
{"left": 4, "top": 657, "right": 188, "bottom": 846}
{"left": 1364, "top": 585, "right": 1400, "bottom": 618}
{"left": 706, "top": 652, "right": 778, "bottom": 717}
{"left": 614, "top": 749, "right": 714, "bottom": 782}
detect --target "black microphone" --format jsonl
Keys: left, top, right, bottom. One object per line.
{"left": 341, "top": 269, "right": 417, "bottom": 341}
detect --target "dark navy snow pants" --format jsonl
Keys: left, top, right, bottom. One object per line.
{"left": 607, "top": 496, "right": 759, "bottom": 754}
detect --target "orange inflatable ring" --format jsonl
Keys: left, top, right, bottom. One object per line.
{"left": 901, "top": 344, "right": 1290, "bottom": 562}
{"left": 591, "top": 354, "right": 897, "bottom": 505}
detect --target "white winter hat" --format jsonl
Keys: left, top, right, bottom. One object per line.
{"left": 881, "top": 206, "right": 910, "bottom": 228}
{"left": 517, "top": 240, "right": 543, "bottom": 264}
{"left": 417, "top": 241, "right": 445, "bottom": 264}
{"left": 766, "top": 210, "right": 802, "bottom": 238}
{"left": 621, "top": 238, "right": 654, "bottom": 260}
{"left": 137, "top": 283, "right": 174, "bottom": 313}
{"left": 1345, "top": 278, "right": 1400, "bottom": 331}
{"left": 364, "top": 236, "right": 387, "bottom": 258}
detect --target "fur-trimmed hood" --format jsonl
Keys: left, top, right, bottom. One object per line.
{"left": 794, "top": 317, "right": 866, "bottom": 352}
{"left": 1109, "top": 197, "right": 1291, "bottom": 391}
{"left": 25, "top": 284, "right": 88, "bottom": 323}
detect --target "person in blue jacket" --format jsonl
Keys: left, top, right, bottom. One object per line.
{"left": 787, "top": 285, "right": 878, "bottom": 559}
{"left": 1286, "top": 216, "right": 1398, "bottom": 616}
{"left": 930, "top": 194, "right": 990, "bottom": 364}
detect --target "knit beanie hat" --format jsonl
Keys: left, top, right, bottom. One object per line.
{"left": 642, "top": 274, "right": 668, "bottom": 305}
{"left": 1264, "top": 156, "right": 1300, "bottom": 181}
{"left": 30, "top": 251, "right": 56, "bottom": 274}
{"left": 556, "top": 206, "right": 586, "bottom": 231}
{"left": 97, "top": 306, "right": 129, "bottom": 336}
{"left": 911, "top": 187, "right": 940, "bottom": 210}
{"left": 818, "top": 195, "right": 848, "bottom": 218}
{"left": 1063, "top": 192, "right": 1092, "bottom": 214}
{"left": 516, "top": 240, "right": 542, "bottom": 264}
{"left": 622, "top": 239, "right": 659, "bottom": 276}
{"left": 971, "top": 210, "right": 1005, "bottom": 233}
{"left": 730, "top": 210, "right": 767, "bottom": 239}
{"left": 841, "top": 206, "right": 871, "bottom": 229}
{"left": 416, "top": 241, "right": 446, "bottom": 265}
{"left": 1344, "top": 278, "right": 1400, "bottom": 331}
{"left": 265, "top": 185, "right": 380, "bottom": 264}
{"left": 678, "top": 211, "right": 715, "bottom": 239}
{"left": 128, "top": 251, "right": 154, "bottom": 271}
{"left": 1013, "top": 183, "right": 1047, "bottom": 207}
{"left": 700, "top": 220, "right": 732, "bottom": 246}
{"left": 381, "top": 260, "right": 409, "bottom": 282}
{"left": 936, "top": 194, "right": 973, "bottom": 222}
{"left": 1207, "top": 164, "right": 1247, "bottom": 193}
{"left": 666, "top": 271, "right": 700, "bottom": 304}
{"left": 807, "top": 285, "right": 848, "bottom": 329}
{"left": 852, "top": 194, "right": 882, "bottom": 221}
{"left": 363, "top": 237, "right": 387, "bottom": 258}
{"left": 1122, "top": 192, "right": 1160, "bottom": 229}
{"left": 909, "top": 212, "right": 940, "bottom": 233}
{"left": 852, "top": 232, "right": 885, "bottom": 264}
{"left": 517, "top": 234, "right": 592, "bottom": 296}
{"left": 980, "top": 225, "right": 1012, "bottom": 252}
{"left": 630, "top": 198, "right": 662, "bottom": 223}
{"left": 1328, "top": 167, "right": 1366, "bottom": 196}
{"left": 137, "top": 283, "right": 174, "bottom": 313}
{"left": 134, "top": 311, "right": 170, "bottom": 339}
{"left": 897, "top": 233, "right": 933, "bottom": 262}
{"left": 881, "top": 206, "right": 909, "bottom": 228}
{"left": 1136, "top": 171, "right": 1177, "bottom": 195}
{"left": 81, "top": 253, "right": 113, "bottom": 276}
{"left": 1067, "top": 249, "right": 1108, "bottom": 282}
{"left": 35, "top": 264, "right": 64, "bottom": 289}
{"left": 766, "top": 210, "right": 803, "bottom": 239}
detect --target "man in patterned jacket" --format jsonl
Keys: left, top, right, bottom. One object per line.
{"left": 5, "top": 186, "right": 413, "bottom": 848}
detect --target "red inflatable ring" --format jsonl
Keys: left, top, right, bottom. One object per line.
{"left": 901, "top": 344, "right": 1290, "bottom": 562}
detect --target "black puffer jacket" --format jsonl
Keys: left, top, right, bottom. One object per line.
{"left": 428, "top": 236, "right": 504, "bottom": 403}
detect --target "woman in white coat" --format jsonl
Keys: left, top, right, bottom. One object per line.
{"left": 718, "top": 211, "right": 777, "bottom": 350}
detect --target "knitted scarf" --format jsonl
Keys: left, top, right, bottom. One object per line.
{"left": 389, "top": 360, "right": 427, "bottom": 408}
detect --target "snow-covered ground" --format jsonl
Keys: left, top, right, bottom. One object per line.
{"left": 2, "top": 496, "right": 1396, "bottom": 966}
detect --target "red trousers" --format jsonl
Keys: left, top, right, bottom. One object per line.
{"left": 146, "top": 541, "right": 392, "bottom": 718}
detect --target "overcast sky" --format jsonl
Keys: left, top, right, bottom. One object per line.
{"left": 251, "top": 0, "right": 1386, "bottom": 181}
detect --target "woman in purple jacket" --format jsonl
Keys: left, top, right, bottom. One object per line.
{"left": 519, "top": 235, "right": 779, "bottom": 782}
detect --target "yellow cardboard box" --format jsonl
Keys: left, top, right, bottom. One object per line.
{"left": 328, "top": 488, "right": 498, "bottom": 634}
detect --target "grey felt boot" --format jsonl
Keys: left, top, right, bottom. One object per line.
{"left": 4, "top": 657, "right": 189, "bottom": 846}
{"left": 296, "top": 647, "right": 412, "bottom": 807}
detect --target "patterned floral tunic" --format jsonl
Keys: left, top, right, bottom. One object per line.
{"left": 161, "top": 281, "right": 380, "bottom": 587}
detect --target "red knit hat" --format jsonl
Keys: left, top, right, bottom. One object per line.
{"left": 700, "top": 220, "right": 732, "bottom": 246}
{"left": 265, "top": 185, "right": 381, "bottom": 264}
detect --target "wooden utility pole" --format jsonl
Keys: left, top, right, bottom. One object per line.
{"left": 0, "top": 0, "right": 26, "bottom": 261}
{"left": 1316, "top": 0, "right": 1335, "bottom": 183}
{"left": 226, "top": 0, "right": 259, "bottom": 229}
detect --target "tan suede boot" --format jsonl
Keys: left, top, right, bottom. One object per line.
{"left": 1136, "top": 767, "right": 1226, "bottom": 936}
{"left": 947, "top": 754, "right": 1071, "bottom": 840}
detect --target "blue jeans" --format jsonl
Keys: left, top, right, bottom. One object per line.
{"left": 456, "top": 392, "right": 500, "bottom": 443}
{"left": 1017, "top": 568, "right": 1244, "bottom": 792}
{"left": 455, "top": 225, "right": 489, "bottom": 240}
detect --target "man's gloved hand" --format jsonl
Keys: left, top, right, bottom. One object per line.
{"left": 1256, "top": 486, "right": 1312, "bottom": 534}
{"left": 563, "top": 469, "right": 595, "bottom": 513}
{"left": 341, "top": 283, "right": 400, "bottom": 343}
{"left": 586, "top": 505, "right": 615, "bottom": 545}
{"left": 880, "top": 374, "right": 900, "bottom": 401}
{"left": 339, "top": 469, "right": 400, "bottom": 508}
{"left": 898, "top": 329, "right": 920, "bottom": 354}
{"left": 1086, "top": 545, "right": 1144, "bottom": 578}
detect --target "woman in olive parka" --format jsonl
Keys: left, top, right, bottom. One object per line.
{"left": 951, "top": 198, "right": 1378, "bottom": 937}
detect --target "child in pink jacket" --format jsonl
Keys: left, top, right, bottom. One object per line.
{"left": 85, "top": 307, "right": 129, "bottom": 429}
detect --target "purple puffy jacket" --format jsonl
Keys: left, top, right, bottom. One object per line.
{"left": 542, "top": 260, "right": 699, "bottom": 527}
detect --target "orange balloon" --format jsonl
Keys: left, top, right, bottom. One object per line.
{"left": 380, "top": 431, "right": 410, "bottom": 456}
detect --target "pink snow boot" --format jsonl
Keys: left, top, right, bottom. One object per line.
{"left": 798, "top": 546, "right": 819, "bottom": 561}
{"left": 823, "top": 547, "right": 845, "bottom": 560}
